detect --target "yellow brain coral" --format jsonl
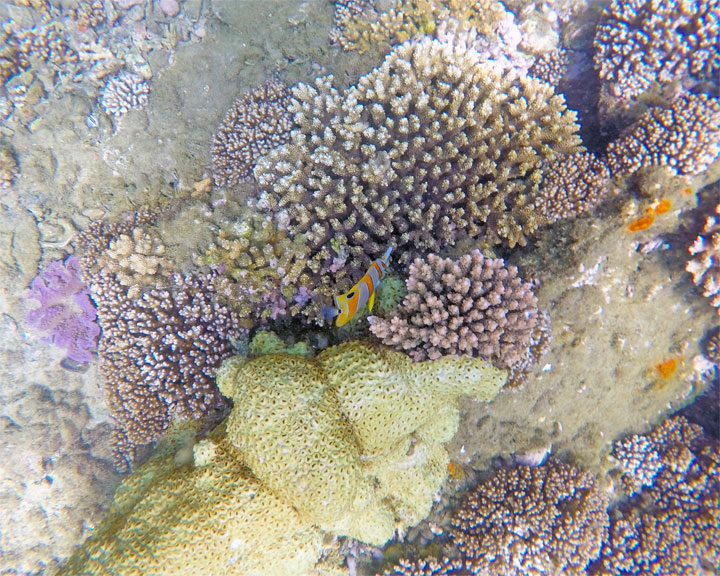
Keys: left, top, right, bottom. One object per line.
{"left": 58, "top": 341, "right": 506, "bottom": 574}
{"left": 219, "top": 341, "right": 506, "bottom": 544}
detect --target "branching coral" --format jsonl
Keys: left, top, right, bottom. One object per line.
{"left": 77, "top": 216, "right": 243, "bottom": 469}
{"left": 25, "top": 256, "right": 100, "bottom": 364}
{"left": 211, "top": 77, "right": 294, "bottom": 188}
{"left": 591, "top": 416, "right": 720, "bottom": 575}
{"left": 529, "top": 47, "right": 569, "bottom": 86}
{"left": 606, "top": 93, "right": 720, "bottom": 177}
{"left": 594, "top": 0, "right": 720, "bottom": 105}
{"left": 253, "top": 32, "right": 581, "bottom": 317}
{"left": 686, "top": 203, "right": 720, "bottom": 313}
{"left": 369, "top": 250, "right": 543, "bottom": 371}
{"left": 536, "top": 151, "right": 613, "bottom": 224}
{"left": 100, "top": 71, "right": 149, "bottom": 118}
{"left": 330, "top": 0, "right": 507, "bottom": 54}
{"left": 384, "top": 460, "right": 609, "bottom": 576}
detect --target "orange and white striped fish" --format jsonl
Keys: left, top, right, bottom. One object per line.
{"left": 323, "top": 247, "right": 393, "bottom": 327}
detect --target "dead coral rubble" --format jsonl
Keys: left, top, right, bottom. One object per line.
{"left": 211, "top": 77, "right": 294, "bottom": 188}
{"left": 369, "top": 250, "right": 542, "bottom": 371}
{"left": 594, "top": 0, "right": 720, "bottom": 105}
{"left": 606, "top": 92, "right": 720, "bottom": 177}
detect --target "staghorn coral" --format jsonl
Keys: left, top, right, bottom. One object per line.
{"left": 211, "top": 77, "right": 294, "bottom": 188}
{"left": 253, "top": 33, "right": 581, "bottom": 317}
{"left": 384, "top": 460, "right": 609, "bottom": 576}
{"left": 606, "top": 92, "right": 720, "bottom": 177}
{"left": 100, "top": 70, "right": 149, "bottom": 118}
{"left": 59, "top": 341, "right": 506, "bottom": 574}
{"left": 536, "top": 151, "right": 613, "bottom": 224}
{"left": 594, "top": 0, "right": 719, "bottom": 105}
{"left": 686, "top": 203, "right": 720, "bottom": 313}
{"left": 369, "top": 250, "right": 542, "bottom": 371}
{"left": 591, "top": 416, "right": 720, "bottom": 575}
{"left": 220, "top": 341, "right": 506, "bottom": 545}
{"left": 330, "top": 0, "right": 507, "bottom": 54}
{"left": 25, "top": 256, "right": 100, "bottom": 364}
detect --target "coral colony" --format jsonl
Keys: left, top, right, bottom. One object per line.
{"left": 25, "top": 256, "right": 100, "bottom": 366}
{"left": 24, "top": 0, "right": 720, "bottom": 574}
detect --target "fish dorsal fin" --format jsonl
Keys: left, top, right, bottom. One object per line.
{"left": 368, "top": 290, "right": 376, "bottom": 312}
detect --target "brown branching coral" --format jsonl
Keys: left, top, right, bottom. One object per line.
{"left": 594, "top": 0, "right": 719, "bottom": 105}
{"left": 606, "top": 93, "right": 720, "bottom": 177}
{"left": 212, "top": 77, "right": 294, "bottom": 188}
{"left": 536, "top": 151, "right": 613, "bottom": 224}
{"left": 368, "top": 250, "right": 543, "bottom": 371}
{"left": 686, "top": 203, "right": 720, "bottom": 313}
{"left": 591, "top": 416, "right": 720, "bottom": 575}
{"left": 529, "top": 47, "right": 569, "bottom": 86}
{"left": 383, "top": 460, "right": 609, "bottom": 576}
{"left": 77, "top": 216, "right": 243, "bottom": 469}
{"left": 253, "top": 33, "right": 581, "bottom": 317}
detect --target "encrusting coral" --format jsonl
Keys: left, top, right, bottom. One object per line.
{"left": 590, "top": 416, "right": 720, "bottom": 575}
{"left": 252, "top": 31, "right": 582, "bottom": 318}
{"left": 383, "top": 460, "right": 609, "bottom": 576}
{"left": 594, "top": 0, "right": 719, "bottom": 106}
{"left": 57, "top": 341, "right": 506, "bottom": 575}
{"left": 606, "top": 92, "right": 720, "bottom": 177}
{"left": 369, "top": 250, "right": 543, "bottom": 372}
{"left": 211, "top": 77, "right": 294, "bottom": 188}
{"left": 536, "top": 151, "right": 613, "bottom": 224}
{"left": 686, "top": 203, "right": 720, "bottom": 314}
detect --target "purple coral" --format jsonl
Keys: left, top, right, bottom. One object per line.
{"left": 25, "top": 256, "right": 100, "bottom": 364}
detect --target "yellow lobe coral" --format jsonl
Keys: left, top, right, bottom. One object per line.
{"left": 218, "top": 340, "right": 506, "bottom": 544}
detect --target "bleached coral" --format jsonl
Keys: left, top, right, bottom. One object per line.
{"left": 100, "top": 71, "right": 149, "bottom": 118}
{"left": 687, "top": 203, "right": 720, "bottom": 313}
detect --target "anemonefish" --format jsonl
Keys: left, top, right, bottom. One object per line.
{"left": 322, "top": 247, "right": 393, "bottom": 327}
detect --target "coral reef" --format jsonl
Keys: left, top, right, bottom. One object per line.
{"left": 536, "top": 151, "right": 613, "bottom": 224}
{"left": 220, "top": 341, "right": 506, "bottom": 544}
{"left": 253, "top": 32, "right": 581, "bottom": 317}
{"left": 594, "top": 0, "right": 719, "bottom": 106}
{"left": 77, "top": 216, "right": 243, "bottom": 468}
{"left": 100, "top": 71, "right": 150, "bottom": 119}
{"left": 705, "top": 327, "right": 720, "bottom": 364}
{"left": 529, "top": 47, "right": 569, "bottom": 85}
{"left": 25, "top": 256, "right": 100, "bottom": 364}
{"left": 369, "top": 250, "right": 542, "bottom": 371}
{"left": 686, "top": 203, "right": 720, "bottom": 313}
{"left": 383, "top": 460, "right": 609, "bottom": 576}
{"left": 591, "top": 416, "right": 720, "bottom": 575}
{"left": 330, "top": 0, "right": 507, "bottom": 54}
{"left": 58, "top": 341, "right": 506, "bottom": 574}
{"left": 606, "top": 93, "right": 720, "bottom": 177}
{"left": 212, "top": 77, "right": 294, "bottom": 188}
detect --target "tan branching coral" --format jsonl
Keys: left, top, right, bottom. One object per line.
{"left": 536, "top": 151, "right": 613, "bottom": 224}
{"left": 384, "top": 460, "right": 609, "bottom": 576}
{"left": 606, "top": 93, "right": 720, "bottom": 177}
{"left": 593, "top": 416, "right": 720, "bottom": 575}
{"left": 594, "top": 0, "right": 719, "bottom": 105}
{"left": 253, "top": 33, "right": 581, "bottom": 316}
{"left": 369, "top": 250, "right": 543, "bottom": 371}
{"left": 686, "top": 203, "right": 720, "bottom": 313}
{"left": 529, "top": 47, "right": 569, "bottom": 86}
{"left": 330, "top": 0, "right": 507, "bottom": 54}
{"left": 0, "top": 144, "right": 18, "bottom": 190}
{"left": 212, "top": 77, "right": 294, "bottom": 188}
